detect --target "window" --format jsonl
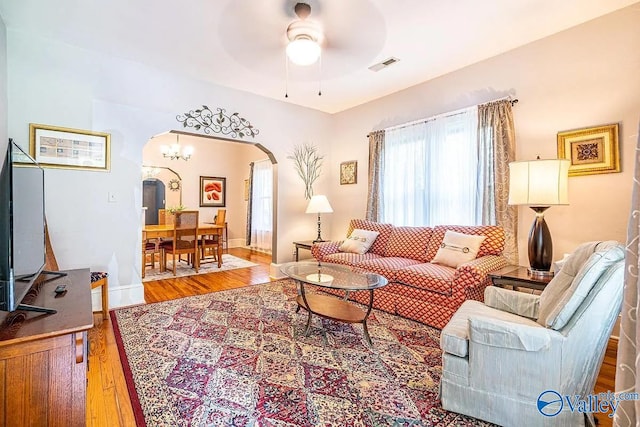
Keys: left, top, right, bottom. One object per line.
{"left": 380, "top": 107, "right": 479, "bottom": 226}
{"left": 249, "top": 159, "right": 273, "bottom": 252}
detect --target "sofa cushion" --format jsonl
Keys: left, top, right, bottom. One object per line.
{"left": 426, "top": 225, "right": 504, "bottom": 261}
{"left": 432, "top": 231, "right": 486, "bottom": 268}
{"left": 347, "top": 219, "right": 394, "bottom": 256}
{"left": 355, "top": 257, "right": 422, "bottom": 280}
{"left": 339, "top": 229, "right": 380, "bottom": 254}
{"left": 384, "top": 226, "right": 433, "bottom": 261}
{"left": 396, "top": 263, "right": 456, "bottom": 294}
{"left": 539, "top": 241, "right": 623, "bottom": 330}
{"left": 322, "top": 252, "right": 383, "bottom": 267}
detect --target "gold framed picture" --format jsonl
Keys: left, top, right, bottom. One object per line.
{"left": 340, "top": 160, "right": 357, "bottom": 185}
{"left": 557, "top": 123, "right": 620, "bottom": 176}
{"left": 29, "top": 123, "right": 111, "bottom": 171}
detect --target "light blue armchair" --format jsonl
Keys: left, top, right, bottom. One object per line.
{"left": 439, "top": 241, "right": 624, "bottom": 426}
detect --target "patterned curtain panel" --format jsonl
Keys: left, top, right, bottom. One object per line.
{"left": 366, "top": 130, "right": 385, "bottom": 221}
{"left": 614, "top": 124, "right": 640, "bottom": 426}
{"left": 245, "top": 162, "right": 254, "bottom": 246}
{"left": 477, "top": 100, "right": 518, "bottom": 264}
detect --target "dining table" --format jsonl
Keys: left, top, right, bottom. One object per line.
{"left": 143, "top": 223, "right": 225, "bottom": 268}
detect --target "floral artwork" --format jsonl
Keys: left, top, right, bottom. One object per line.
{"left": 287, "top": 143, "right": 324, "bottom": 200}
{"left": 340, "top": 161, "right": 357, "bottom": 185}
{"left": 200, "top": 176, "right": 226, "bottom": 207}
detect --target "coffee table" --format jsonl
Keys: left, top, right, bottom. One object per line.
{"left": 280, "top": 261, "right": 388, "bottom": 346}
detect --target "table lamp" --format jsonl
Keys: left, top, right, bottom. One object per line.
{"left": 508, "top": 157, "right": 569, "bottom": 277}
{"left": 305, "top": 195, "right": 333, "bottom": 243}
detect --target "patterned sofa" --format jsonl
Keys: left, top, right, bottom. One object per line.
{"left": 311, "top": 219, "right": 508, "bottom": 329}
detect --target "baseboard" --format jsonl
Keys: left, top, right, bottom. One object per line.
{"left": 93, "top": 282, "right": 145, "bottom": 311}
{"left": 270, "top": 263, "right": 286, "bottom": 280}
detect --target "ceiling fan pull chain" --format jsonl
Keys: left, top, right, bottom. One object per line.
{"left": 318, "top": 52, "right": 322, "bottom": 96}
{"left": 285, "top": 52, "right": 289, "bottom": 98}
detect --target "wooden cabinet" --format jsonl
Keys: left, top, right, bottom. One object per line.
{"left": 0, "top": 269, "right": 93, "bottom": 426}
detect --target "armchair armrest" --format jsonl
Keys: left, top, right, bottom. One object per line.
{"left": 453, "top": 255, "right": 509, "bottom": 292}
{"left": 311, "top": 241, "right": 342, "bottom": 261}
{"left": 469, "top": 315, "right": 558, "bottom": 352}
{"left": 484, "top": 286, "right": 540, "bottom": 319}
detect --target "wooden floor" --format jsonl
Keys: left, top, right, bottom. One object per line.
{"left": 85, "top": 248, "right": 618, "bottom": 426}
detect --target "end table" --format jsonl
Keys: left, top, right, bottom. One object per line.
{"left": 489, "top": 265, "right": 553, "bottom": 292}
{"left": 293, "top": 240, "right": 315, "bottom": 261}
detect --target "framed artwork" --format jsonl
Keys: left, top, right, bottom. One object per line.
{"left": 557, "top": 124, "right": 620, "bottom": 176}
{"left": 29, "top": 123, "right": 110, "bottom": 171}
{"left": 200, "top": 176, "right": 226, "bottom": 207}
{"left": 340, "top": 160, "right": 357, "bottom": 185}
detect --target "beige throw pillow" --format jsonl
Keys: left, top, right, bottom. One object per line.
{"left": 432, "top": 230, "right": 486, "bottom": 268}
{"left": 339, "top": 229, "right": 380, "bottom": 254}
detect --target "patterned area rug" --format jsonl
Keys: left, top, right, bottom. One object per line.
{"left": 111, "top": 279, "right": 491, "bottom": 426}
{"left": 142, "top": 254, "right": 258, "bottom": 282}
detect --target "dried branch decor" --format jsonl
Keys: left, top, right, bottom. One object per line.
{"left": 287, "top": 143, "right": 324, "bottom": 200}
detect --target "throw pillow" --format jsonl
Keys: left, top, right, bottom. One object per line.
{"left": 432, "top": 230, "right": 486, "bottom": 268}
{"left": 339, "top": 229, "right": 380, "bottom": 254}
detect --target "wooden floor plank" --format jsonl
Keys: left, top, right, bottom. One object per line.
{"left": 85, "top": 247, "right": 618, "bottom": 426}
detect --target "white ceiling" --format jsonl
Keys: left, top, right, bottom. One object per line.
{"left": 0, "top": 0, "right": 637, "bottom": 113}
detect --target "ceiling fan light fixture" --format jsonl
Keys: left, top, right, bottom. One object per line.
{"left": 286, "top": 36, "right": 321, "bottom": 66}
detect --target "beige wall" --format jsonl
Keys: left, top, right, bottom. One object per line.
{"left": 330, "top": 5, "right": 640, "bottom": 265}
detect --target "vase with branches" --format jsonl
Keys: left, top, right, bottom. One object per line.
{"left": 287, "top": 143, "right": 324, "bottom": 200}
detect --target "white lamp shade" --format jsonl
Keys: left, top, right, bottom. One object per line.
{"left": 305, "top": 195, "right": 333, "bottom": 214}
{"left": 286, "top": 38, "right": 321, "bottom": 66}
{"left": 508, "top": 159, "right": 570, "bottom": 206}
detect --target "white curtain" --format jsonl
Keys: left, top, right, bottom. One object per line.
{"left": 250, "top": 159, "right": 273, "bottom": 253}
{"left": 380, "top": 107, "right": 479, "bottom": 226}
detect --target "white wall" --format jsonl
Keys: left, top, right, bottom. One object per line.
{"left": 330, "top": 6, "right": 640, "bottom": 265}
{"left": 6, "top": 30, "right": 333, "bottom": 308}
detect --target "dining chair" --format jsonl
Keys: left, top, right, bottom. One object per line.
{"left": 141, "top": 230, "right": 159, "bottom": 279}
{"left": 200, "top": 209, "right": 226, "bottom": 263}
{"left": 159, "top": 210, "right": 199, "bottom": 276}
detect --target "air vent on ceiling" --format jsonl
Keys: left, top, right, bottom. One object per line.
{"left": 368, "top": 57, "right": 400, "bottom": 72}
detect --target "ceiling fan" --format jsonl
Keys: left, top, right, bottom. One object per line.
{"left": 285, "top": 2, "right": 324, "bottom": 66}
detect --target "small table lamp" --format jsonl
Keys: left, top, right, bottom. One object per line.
{"left": 508, "top": 157, "right": 569, "bottom": 277}
{"left": 305, "top": 195, "right": 333, "bottom": 243}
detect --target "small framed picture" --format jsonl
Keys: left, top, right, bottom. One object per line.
{"left": 557, "top": 124, "right": 620, "bottom": 176}
{"left": 29, "top": 123, "right": 110, "bottom": 171}
{"left": 200, "top": 176, "right": 226, "bottom": 207}
{"left": 340, "top": 161, "right": 357, "bottom": 185}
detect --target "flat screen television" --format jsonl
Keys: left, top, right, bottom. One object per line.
{"left": 0, "top": 139, "right": 54, "bottom": 313}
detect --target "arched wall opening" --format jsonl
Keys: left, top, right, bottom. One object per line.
{"left": 142, "top": 130, "right": 278, "bottom": 264}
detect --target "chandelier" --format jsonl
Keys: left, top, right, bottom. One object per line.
{"left": 160, "top": 134, "right": 193, "bottom": 161}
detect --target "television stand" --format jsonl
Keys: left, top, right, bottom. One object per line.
{"left": 0, "top": 268, "right": 93, "bottom": 426}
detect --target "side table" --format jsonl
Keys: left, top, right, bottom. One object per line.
{"left": 489, "top": 265, "right": 553, "bottom": 292}
{"left": 293, "top": 240, "right": 315, "bottom": 261}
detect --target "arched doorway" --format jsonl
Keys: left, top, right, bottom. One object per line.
{"left": 142, "top": 130, "right": 278, "bottom": 263}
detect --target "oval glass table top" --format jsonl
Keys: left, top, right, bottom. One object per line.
{"left": 280, "top": 261, "right": 388, "bottom": 291}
